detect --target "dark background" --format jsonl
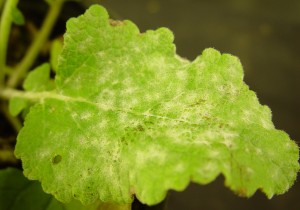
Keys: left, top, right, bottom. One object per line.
{"left": 82, "top": 0, "right": 300, "bottom": 210}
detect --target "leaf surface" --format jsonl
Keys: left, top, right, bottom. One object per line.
{"left": 23, "top": 63, "right": 54, "bottom": 92}
{"left": 50, "top": 39, "right": 63, "bottom": 72}
{"left": 15, "top": 5, "right": 299, "bottom": 206}
{"left": 11, "top": 7, "right": 24, "bottom": 25}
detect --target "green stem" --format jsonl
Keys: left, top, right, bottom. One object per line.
{"left": 7, "top": 0, "right": 64, "bottom": 88}
{"left": 0, "top": 0, "right": 18, "bottom": 89}
{"left": 0, "top": 88, "right": 96, "bottom": 106}
{"left": 0, "top": 88, "right": 50, "bottom": 101}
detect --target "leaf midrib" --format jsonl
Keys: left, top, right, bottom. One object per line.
{"left": 2, "top": 88, "right": 201, "bottom": 125}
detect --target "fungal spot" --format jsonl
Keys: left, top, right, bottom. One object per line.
{"left": 136, "top": 124, "right": 145, "bottom": 131}
{"left": 218, "top": 123, "right": 225, "bottom": 128}
{"left": 144, "top": 120, "right": 154, "bottom": 125}
{"left": 120, "top": 136, "right": 129, "bottom": 146}
{"left": 87, "top": 168, "right": 92, "bottom": 175}
{"left": 237, "top": 188, "right": 248, "bottom": 197}
{"left": 190, "top": 99, "right": 206, "bottom": 107}
{"left": 52, "top": 155, "right": 62, "bottom": 164}
{"left": 49, "top": 106, "right": 56, "bottom": 113}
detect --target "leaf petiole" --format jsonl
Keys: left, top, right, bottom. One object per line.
{"left": 0, "top": 88, "right": 53, "bottom": 102}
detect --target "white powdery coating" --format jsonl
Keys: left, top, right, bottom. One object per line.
{"left": 14, "top": 4, "right": 299, "bottom": 206}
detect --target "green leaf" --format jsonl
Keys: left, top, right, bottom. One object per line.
{"left": 15, "top": 4, "right": 299, "bottom": 206}
{"left": 9, "top": 97, "right": 28, "bottom": 116}
{"left": 11, "top": 7, "right": 25, "bottom": 25}
{"left": 9, "top": 63, "right": 54, "bottom": 116}
{"left": 23, "top": 63, "right": 54, "bottom": 92}
{"left": 0, "top": 168, "right": 101, "bottom": 210}
{"left": 50, "top": 39, "right": 63, "bottom": 72}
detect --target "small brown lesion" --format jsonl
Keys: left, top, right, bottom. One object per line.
{"left": 136, "top": 124, "right": 145, "bottom": 132}
{"left": 49, "top": 106, "right": 56, "bottom": 113}
{"left": 236, "top": 187, "right": 248, "bottom": 197}
{"left": 189, "top": 99, "right": 206, "bottom": 107}
{"left": 125, "top": 124, "right": 145, "bottom": 132}
{"left": 87, "top": 168, "right": 92, "bottom": 175}
{"left": 52, "top": 155, "right": 62, "bottom": 164}
{"left": 109, "top": 19, "right": 124, "bottom": 27}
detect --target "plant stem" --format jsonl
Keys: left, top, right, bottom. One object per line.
{"left": 0, "top": 88, "right": 46, "bottom": 101}
{"left": 7, "top": 0, "right": 64, "bottom": 88}
{"left": 0, "top": 0, "right": 18, "bottom": 89}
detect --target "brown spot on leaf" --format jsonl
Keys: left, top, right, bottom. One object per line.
{"left": 236, "top": 188, "right": 248, "bottom": 197}
{"left": 136, "top": 124, "right": 145, "bottom": 132}
{"left": 109, "top": 19, "right": 124, "bottom": 27}
{"left": 52, "top": 155, "right": 62, "bottom": 164}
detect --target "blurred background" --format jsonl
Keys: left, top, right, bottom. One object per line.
{"left": 16, "top": 0, "right": 300, "bottom": 209}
